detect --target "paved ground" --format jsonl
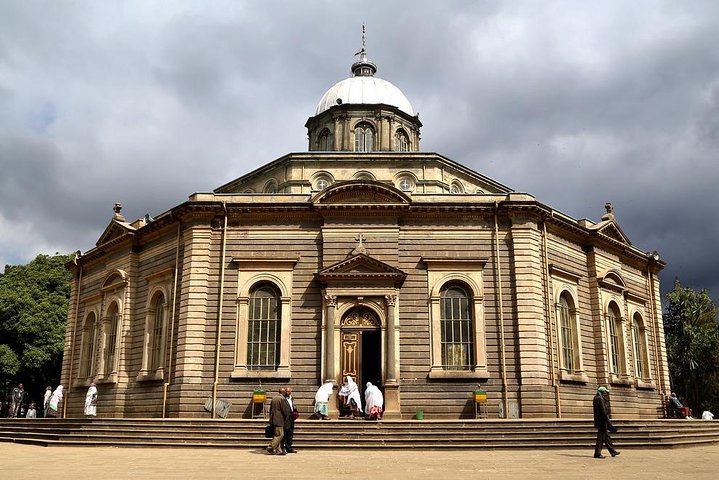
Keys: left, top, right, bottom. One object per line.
{"left": 2, "top": 443, "right": 718, "bottom": 479}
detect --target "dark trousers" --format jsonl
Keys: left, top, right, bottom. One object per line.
{"left": 282, "top": 423, "right": 295, "bottom": 451}
{"left": 594, "top": 427, "right": 617, "bottom": 456}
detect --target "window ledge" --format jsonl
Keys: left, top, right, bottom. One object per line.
{"left": 72, "top": 378, "right": 94, "bottom": 389}
{"left": 635, "top": 379, "right": 655, "bottom": 390}
{"left": 231, "top": 368, "right": 291, "bottom": 380}
{"left": 428, "top": 367, "right": 490, "bottom": 380}
{"left": 609, "top": 376, "right": 633, "bottom": 387}
{"left": 97, "top": 373, "right": 117, "bottom": 385}
{"left": 136, "top": 370, "right": 164, "bottom": 382}
{"left": 559, "top": 371, "right": 590, "bottom": 384}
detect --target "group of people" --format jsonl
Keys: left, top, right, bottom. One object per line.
{"left": 313, "top": 376, "right": 384, "bottom": 421}
{"left": 3, "top": 382, "right": 97, "bottom": 419}
{"left": 3, "top": 383, "right": 62, "bottom": 419}
{"left": 266, "top": 386, "right": 299, "bottom": 455}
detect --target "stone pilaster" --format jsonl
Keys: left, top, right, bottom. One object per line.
{"left": 510, "top": 212, "right": 552, "bottom": 417}
{"left": 383, "top": 293, "right": 400, "bottom": 418}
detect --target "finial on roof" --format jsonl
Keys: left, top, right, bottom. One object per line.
{"left": 113, "top": 202, "right": 126, "bottom": 222}
{"left": 351, "top": 24, "right": 377, "bottom": 77}
{"left": 601, "top": 202, "right": 615, "bottom": 222}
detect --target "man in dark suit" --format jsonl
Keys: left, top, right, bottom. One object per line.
{"left": 267, "top": 387, "right": 292, "bottom": 455}
{"left": 593, "top": 386, "right": 620, "bottom": 458}
{"left": 282, "top": 387, "right": 299, "bottom": 453}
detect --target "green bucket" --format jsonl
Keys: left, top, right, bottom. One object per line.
{"left": 414, "top": 410, "right": 424, "bottom": 420}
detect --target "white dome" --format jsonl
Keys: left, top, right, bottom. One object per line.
{"left": 314, "top": 76, "right": 414, "bottom": 116}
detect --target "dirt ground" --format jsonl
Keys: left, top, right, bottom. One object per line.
{"left": 2, "top": 443, "right": 718, "bottom": 479}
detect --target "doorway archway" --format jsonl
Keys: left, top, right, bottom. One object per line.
{"left": 340, "top": 307, "right": 382, "bottom": 402}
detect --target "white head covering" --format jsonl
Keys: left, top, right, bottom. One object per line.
{"left": 315, "top": 382, "right": 333, "bottom": 404}
{"left": 338, "top": 375, "right": 363, "bottom": 413}
{"left": 364, "top": 382, "right": 384, "bottom": 411}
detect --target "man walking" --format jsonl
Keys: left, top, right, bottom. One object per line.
{"left": 266, "top": 387, "right": 291, "bottom": 455}
{"left": 282, "top": 387, "right": 299, "bottom": 453}
{"left": 9, "top": 383, "right": 27, "bottom": 418}
{"left": 593, "top": 386, "right": 620, "bottom": 458}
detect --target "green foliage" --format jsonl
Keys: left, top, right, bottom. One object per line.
{"left": 0, "top": 253, "right": 72, "bottom": 402}
{"left": 664, "top": 279, "right": 719, "bottom": 414}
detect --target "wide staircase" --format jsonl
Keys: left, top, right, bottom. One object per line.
{"left": 1, "top": 418, "right": 719, "bottom": 449}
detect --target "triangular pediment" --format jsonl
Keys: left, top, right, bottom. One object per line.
{"left": 96, "top": 220, "right": 135, "bottom": 247}
{"left": 589, "top": 220, "right": 631, "bottom": 246}
{"left": 317, "top": 254, "right": 407, "bottom": 286}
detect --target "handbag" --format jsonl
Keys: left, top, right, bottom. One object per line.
{"left": 292, "top": 410, "right": 300, "bottom": 420}
{"left": 264, "top": 424, "right": 274, "bottom": 438}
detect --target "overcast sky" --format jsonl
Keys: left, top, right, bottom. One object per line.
{"left": 1, "top": 1, "right": 718, "bottom": 300}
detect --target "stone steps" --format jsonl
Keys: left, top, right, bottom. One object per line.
{"left": 1, "top": 418, "right": 718, "bottom": 449}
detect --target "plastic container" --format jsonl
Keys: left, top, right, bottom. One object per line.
{"left": 414, "top": 410, "right": 424, "bottom": 420}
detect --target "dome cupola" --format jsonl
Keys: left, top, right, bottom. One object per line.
{"left": 306, "top": 26, "right": 421, "bottom": 153}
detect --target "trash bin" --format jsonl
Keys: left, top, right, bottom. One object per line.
{"left": 414, "top": 410, "right": 424, "bottom": 420}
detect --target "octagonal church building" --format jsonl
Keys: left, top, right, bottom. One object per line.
{"left": 60, "top": 42, "right": 670, "bottom": 420}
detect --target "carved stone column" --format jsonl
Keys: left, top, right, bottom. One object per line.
{"left": 383, "top": 294, "right": 400, "bottom": 418}
{"left": 324, "top": 295, "right": 339, "bottom": 416}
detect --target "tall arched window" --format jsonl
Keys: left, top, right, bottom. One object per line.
{"left": 395, "top": 129, "right": 409, "bottom": 152}
{"left": 632, "top": 312, "right": 648, "bottom": 380}
{"left": 105, "top": 302, "right": 119, "bottom": 374}
{"left": 558, "top": 293, "right": 577, "bottom": 372}
{"left": 80, "top": 312, "right": 97, "bottom": 379}
{"left": 606, "top": 302, "right": 625, "bottom": 375}
{"left": 247, "top": 283, "right": 281, "bottom": 370}
{"left": 150, "top": 294, "right": 165, "bottom": 371}
{"left": 318, "top": 129, "right": 333, "bottom": 151}
{"left": 354, "top": 123, "right": 374, "bottom": 152}
{"left": 440, "top": 284, "right": 473, "bottom": 370}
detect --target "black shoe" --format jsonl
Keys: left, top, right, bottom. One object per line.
{"left": 594, "top": 455, "right": 605, "bottom": 459}
{"left": 277, "top": 450, "right": 286, "bottom": 456}
{"left": 611, "top": 451, "right": 620, "bottom": 457}
{"left": 286, "top": 449, "right": 298, "bottom": 453}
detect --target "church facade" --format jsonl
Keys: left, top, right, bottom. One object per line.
{"left": 60, "top": 44, "right": 670, "bottom": 419}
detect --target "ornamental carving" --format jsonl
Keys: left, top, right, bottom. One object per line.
{"left": 325, "top": 295, "right": 337, "bottom": 307}
{"left": 385, "top": 294, "right": 397, "bottom": 306}
{"left": 341, "top": 308, "right": 380, "bottom": 327}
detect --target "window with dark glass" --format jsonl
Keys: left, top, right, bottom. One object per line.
{"left": 247, "top": 284, "right": 281, "bottom": 370}
{"left": 105, "top": 304, "right": 119, "bottom": 373}
{"left": 558, "top": 294, "right": 576, "bottom": 372}
{"left": 318, "top": 129, "right": 333, "bottom": 151}
{"left": 354, "top": 123, "right": 374, "bottom": 152}
{"left": 395, "top": 129, "right": 409, "bottom": 152}
{"left": 633, "top": 312, "right": 648, "bottom": 380}
{"left": 150, "top": 294, "right": 165, "bottom": 371}
{"left": 81, "top": 313, "right": 97, "bottom": 378}
{"left": 440, "top": 284, "right": 473, "bottom": 369}
{"left": 607, "top": 302, "right": 622, "bottom": 374}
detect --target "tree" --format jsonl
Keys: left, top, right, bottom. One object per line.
{"left": 0, "top": 253, "right": 72, "bottom": 406}
{"left": 664, "top": 279, "right": 719, "bottom": 414}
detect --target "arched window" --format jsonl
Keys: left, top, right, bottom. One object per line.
{"left": 632, "top": 312, "right": 649, "bottom": 380}
{"left": 606, "top": 302, "right": 625, "bottom": 375}
{"left": 150, "top": 294, "right": 165, "bottom": 371}
{"left": 558, "top": 293, "right": 577, "bottom": 372}
{"left": 354, "top": 123, "right": 375, "bottom": 152}
{"left": 450, "top": 181, "right": 465, "bottom": 194}
{"left": 440, "top": 284, "right": 473, "bottom": 370}
{"left": 80, "top": 312, "right": 97, "bottom": 379}
{"left": 247, "top": 283, "right": 281, "bottom": 370}
{"left": 318, "top": 129, "right": 333, "bottom": 151}
{"left": 263, "top": 179, "right": 278, "bottom": 194}
{"left": 104, "top": 302, "right": 119, "bottom": 374}
{"left": 395, "top": 129, "right": 409, "bottom": 152}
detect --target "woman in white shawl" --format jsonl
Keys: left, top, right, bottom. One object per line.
{"left": 338, "top": 375, "right": 363, "bottom": 419}
{"left": 365, "top": 382, "right": 384, "bottom": 420}
{"left": 46, "top": 385, "right": 63, "bottom": 418}
{"left": 84, "top": 382, "right": 98, "bottom": 417}
{"left": 313, "top": 382, "right": 333, "bottom": 420}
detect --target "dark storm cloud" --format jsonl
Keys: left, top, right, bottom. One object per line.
{"left": 1, "top": 1, "right": 718, "bottom": 301}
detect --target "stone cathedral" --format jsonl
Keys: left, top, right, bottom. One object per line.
{"left": 60, "top": 40, "right": 670, "bottom": 419}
